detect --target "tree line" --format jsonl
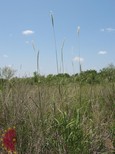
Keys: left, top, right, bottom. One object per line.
{"left": 0, "top": 64, "right": 115, "bottom": 84}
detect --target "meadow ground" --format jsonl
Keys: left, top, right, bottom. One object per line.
{"left": 0, "top": 79, "right": 115, "bottom": 153}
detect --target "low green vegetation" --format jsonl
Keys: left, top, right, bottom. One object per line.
{"left": 0, "top": 64, "right": 115, "bottom": 153}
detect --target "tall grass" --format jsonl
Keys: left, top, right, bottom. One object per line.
{"left": 60, "top": 39, "right": 65, "bottom": 74}
{"left": 77, "top": 26, "right": 82, "bottom": 74}
{"left": 0, "top": 14, "right": 114, "bottom": 154}
{"left": 0, "top": 80, "right": 114, "bottom": 153}
{"left": 32, "top": 41, "right": 40, "bottom": 75}
{"left": 50, "top": 12, "right": 59, "bottom": 74}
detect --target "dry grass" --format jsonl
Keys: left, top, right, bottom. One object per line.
{"left": 0, "top": 81, "right": 115, "bottom": 153}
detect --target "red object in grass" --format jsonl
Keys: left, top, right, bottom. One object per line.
{"left": 2, "top": 127, "right": 16, "bottom": 152}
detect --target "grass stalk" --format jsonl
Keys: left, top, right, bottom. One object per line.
{"left": 36, "top": 50, "right": 40, "bottom": 75}
{"left": 77, "top": 26, "right": 82, "bottom": 74}
{"left": 32, "top": 41, "right": 40, "bottom": 75}
{"left": 77, "top": 26, "right": 82, "bottom": 104}
{"left": 50, "top": 12, "right": 59, "bottom": 74}
{"left": 61, "top": 39, "right": 65, "bottom": 74}
{"left": 72, "top": 61, "right": 75, "bottom": 75}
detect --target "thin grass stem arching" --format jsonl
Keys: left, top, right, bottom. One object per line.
{"left": 50, "top": 12, "right": 59, "bottom": 74}
{"left": 32, "top": 41, "right": 40, "bottom": 75}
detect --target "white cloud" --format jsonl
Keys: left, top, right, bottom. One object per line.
{"left": 3, "top": 54, "right": 8, "bottom": 58}
{"left": 100, "top": 27, "right": 115, "bottom": 32}
{"left": 22, "top": 30, "right": 34, "bottom": 35}
{"left": 106, "top": 28, "right": 115, "bottom": 32}
{"left": 98, "top": 51, "right": 107, "bottom": 55}
{"left": 73, "top": 56, "right": 84, "bottom": 62}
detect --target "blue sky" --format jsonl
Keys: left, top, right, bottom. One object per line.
{"left": 0, "top": 0, "right": 115, "bottom": 76}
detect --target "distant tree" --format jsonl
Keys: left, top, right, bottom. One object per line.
{"left": 0, "top": 66, "right": 16, "bottom": 80}
{"left": 99, "top": 64, "right": 115, "bottom": 82}
{"left": 80, "top": 70, "right": 98, "bottom": 84}
{"left": 56, "top": 73, "right": 70, "bottom": 78}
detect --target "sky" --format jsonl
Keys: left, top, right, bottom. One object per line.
{"left": 0, "top": 0, "right": 115, "bottom": 76}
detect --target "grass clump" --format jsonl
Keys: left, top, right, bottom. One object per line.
{"left": 0, "top": 78, "right": 114, "bottom": 153}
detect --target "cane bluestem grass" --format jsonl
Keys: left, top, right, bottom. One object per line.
{"left": 50, "top": 11, "right": 59, "bottom": 74}
{"left": 77, "top": 26, "right": 82, "bottom": 74}
{"left": 32, "top": 41, "right": 40, "bottom": 75}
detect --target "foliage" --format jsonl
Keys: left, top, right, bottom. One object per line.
{"left": 0, "top": 66, "right": 16, "bottom": 80}
{"left": 0, "top": 79, "right": 114, "bottom": 153}
{"left": 99, "top": 64, "right": 115, "bottom": 82}
{"left": 0, "top": 64, "right": 115, "bottom": 153}
{"left": 31, "top": 64, "right": 115, "bottom": 84}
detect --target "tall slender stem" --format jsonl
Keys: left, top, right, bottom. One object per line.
{"left": 32, "top": 41, "right": 40, "bottom": 75}
{"left": 61, "top": 39, "right": 65, "bottom": 74}
{"left": 77, "top": 26, "right": 82, "bottom": 74}
{"left": 72, "top": 61, "right": 75, "bottom": 75}
{"left": 77, "top": 26, "right": 82, "bottom": 105}
{"left": 50, "top": 12, "right": 59, "bottom": 74}
{"left": 37, "top": 50, "right": 40, "bottom": 75}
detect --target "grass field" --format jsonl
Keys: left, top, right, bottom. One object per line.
{"left": 0, "top": 78, "right": 114, "bottom": 153}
